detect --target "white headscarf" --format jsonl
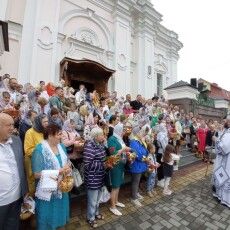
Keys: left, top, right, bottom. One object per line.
{"left": 113, "top": 123, "right": 125, "bottom": 146}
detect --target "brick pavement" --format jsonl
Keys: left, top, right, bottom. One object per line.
{"left": 96, "top": 171, "right": 230, "bottom": 230}
{"left": 64, "top": 162, "right": 230, "bottom": 230}
{"left": 22, "top": 162, "right": 230, "bottom": 230}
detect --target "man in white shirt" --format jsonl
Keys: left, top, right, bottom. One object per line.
{"left": 0, "top": 113, "right": 28, "bottom": 230}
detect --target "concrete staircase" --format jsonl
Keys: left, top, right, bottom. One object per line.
{"left": 179, "top": 147, "right": 202, "bottom": 168}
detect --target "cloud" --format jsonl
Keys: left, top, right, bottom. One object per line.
{"left": 152, "top": 0, "right": 230, "bottom": 90}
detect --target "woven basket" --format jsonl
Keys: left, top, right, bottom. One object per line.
{"left": 59, "top": 174, "right": 74, "bottom": 193}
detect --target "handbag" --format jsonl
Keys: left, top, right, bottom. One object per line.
{"left": 71, "top": 163, "right": 83, "bottom": 188}
{"left": 99, "top": 186, "right": 110, "bottom": 203}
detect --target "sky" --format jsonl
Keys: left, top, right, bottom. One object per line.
{"left": 152, "top": 0, "right": 230, "bottom": 90}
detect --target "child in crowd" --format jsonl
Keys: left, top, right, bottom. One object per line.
{"left": 162, "top": 144, "right": 180, "bottom": 195}
{"left": 146, "top": 143, "right": 159, "bottom": 197}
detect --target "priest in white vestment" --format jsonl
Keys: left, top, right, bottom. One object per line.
{"left": 212, "top": 117, "right": 230, "bottom": 207}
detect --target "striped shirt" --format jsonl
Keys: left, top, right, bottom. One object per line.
{"left": 83, "top": 141, "right": 106, "bottom": 189}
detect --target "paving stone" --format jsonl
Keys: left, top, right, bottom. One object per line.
{"left": 204, "top": 222, "right": 219, "bottom": 230}
{"left": 139, "top": 214, "right": 151, "bottom": 222}
{"left": 213, "top": 220, "right": 227, "bottom": 229}
{"left": 96, "top": 168, "right": 230, "bottom": 230}
{"left": 168, "top": 218, "right": 181, "bottom": 227}
{"left": 160, "top": 219, "right": 173, "bottom": 228}
{"left": 139, "top": 221, "right": 151, "bottom": 230}
{"left": 151, "top": 223, "right": 164, "bottom": 230}
{"left": 102, "top": 223, "right": 112, "bottom": 230}
{"left": 211, "top": 213, "right": 222, "bottom": 221}
{"left": 180, "top": 220, "right": 189, "bottom": 226}
{"left": 114, "top": 224, "right": 126, "bottom": 230}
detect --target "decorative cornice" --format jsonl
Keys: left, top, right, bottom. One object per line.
{"left": 86, "top": 0, "right": 114, "bottom": 13}
{"left": 57, "top": 33, "right": 66, "bottom": 43}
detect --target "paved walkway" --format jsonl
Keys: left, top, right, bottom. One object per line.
{"left": 64, "top": 163, "right": 230, "bottom": 229}
{"left": 21, "top": 163, "right": 229, "bottom": 229}
{"left": 97, "top": 175, "right": 230, "bottom": 230}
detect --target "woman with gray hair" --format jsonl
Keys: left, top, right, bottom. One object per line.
{"left": 83, "top": 127, "right": 106, "bottom": 228}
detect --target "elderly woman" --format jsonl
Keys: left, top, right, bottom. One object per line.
{"left": 24, "top": 114, "right": 49, "bottom": 195}
{"left": 123, "top": 102, "right": 134, "bottom": 116}
{"left": 32, "top": 124, "right": 71, "bottom": 230}
{"left": 83, "top": 112, "right": 100, "bottom": 141}
{"left": 28, "top": 89, "right": 42, "bottom": 114}
{"left": 129, "top": 126, "right": 148, "bottom": 207}
{"left": 83, "top": 127, "right": 106, "bottom": 228}
{"left": 108, "top": 123, "right": 130, "bottom": 216}
{"left": 62, "top": 119, "right": 81, "bottom": 159}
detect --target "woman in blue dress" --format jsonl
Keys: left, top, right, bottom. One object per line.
{"left": 32, "top": 124, "right": 71, "bottom": 230}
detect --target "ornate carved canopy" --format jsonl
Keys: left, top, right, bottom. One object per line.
{"left": 60, "top": 57, "right": 115, "bottom": 94}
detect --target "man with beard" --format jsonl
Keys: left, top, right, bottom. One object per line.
{"left": 212, "top": 116, "right": 230, "bottom": 207}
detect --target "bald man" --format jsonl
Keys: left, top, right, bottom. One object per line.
{"left": 0, "top": 113, "right": 28, "bottom": 230}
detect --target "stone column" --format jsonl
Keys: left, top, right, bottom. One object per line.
{"left": 19, "top": 0, "right": 61, "bottom": 85}
{"left": 135, "top": 20, "right": 155, "bottom": 98}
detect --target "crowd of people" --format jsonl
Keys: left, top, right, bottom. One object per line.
{"left": 0, "top": 73, "right": 229, "bottom": 230}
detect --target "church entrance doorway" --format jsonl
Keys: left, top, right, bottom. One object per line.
{"left": 60, "top": 57, "right": 115, "bottom": 95}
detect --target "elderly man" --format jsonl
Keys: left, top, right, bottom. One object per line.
{"left": 0, "top": 113, "right": 28, "bottom": 230}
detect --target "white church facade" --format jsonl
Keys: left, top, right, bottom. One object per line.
{"left": 0, "top": 0, "right": 182, "bottom": 98}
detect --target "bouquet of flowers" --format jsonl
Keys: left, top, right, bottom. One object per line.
{"left": 126, "top": 151, "right": 137, "bottom": 163}
{"left": 142, "top": 156, "right": 149, "bottom": 163}
{"left": 104, "top": 155, "right": 120, "bottom": 168}
{"left": 147, "top": 162, "right": 160, "bottom": 173}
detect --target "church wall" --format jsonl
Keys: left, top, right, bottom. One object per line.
{"left": 0, "top": 0, "right": 182, "bottom": 98}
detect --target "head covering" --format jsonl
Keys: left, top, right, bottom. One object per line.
{"left": 62, "top": 119, "right": 75, "bottom": 133}
{"left": 114, "top": 123, "right": 124, "bottom": 137}
{"left": 156, "top": 123, "right": 167, "bottom": 134}
{"left": 90, "top": 127, "right": 103, "bottom": 139}
{"left": 132, "top": 125, "right": 141, "bottom": 136}
{"left": 33, "top": 114, "right": 47, "bottom": 133}
{"left": 23, "top": 83, "right": 33, "bottom": 94}
{"left": 85, "top": 113, "right": 95, "bottom": 126}
{"left": 113, "top": 123, "right": 125, "bottom": 146}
